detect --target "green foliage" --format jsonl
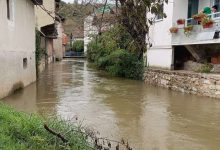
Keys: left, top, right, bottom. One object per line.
{"left": 72, "top": 40, "right": 84, "bottom": 52}
{"left": 35, "top": 29, "right": 46, "bottom": 65}
{"left": 87, "top": 25, "right": 143, "bottom": 80}
{"left": 198, "top": 63, "right": 213, "bottom": 73}
{"left": 0, "top": 103, "right": 93, "bottom": 150}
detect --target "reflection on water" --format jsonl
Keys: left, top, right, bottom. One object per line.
{"left": 2, "top": 59, "right": 220, "bottom": 150}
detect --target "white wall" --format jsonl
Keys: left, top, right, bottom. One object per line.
{"left": 147, "top": 2, "right": 174, "bottom": 69}
{"left": 84, "top": 15, "right": 98, "bottom": 54}
{"left": 199, "top": 0, "right": 212, "bottom": 12}
{"left": 147, "top": 48, "right": 173, "bottom": 69}
{"left": 148, "top": 2, "right": 174, "bottom": 47}
{"left": 35, "top": 0, "right": 55, "bottom": 29}
{"left": 0, "top": 0, "right": 36, "bottom": 99}
{"left": 54, "top": 21, "right": 63, "bottom": 60}
{"left": 172, "top": 0, "right": 188, "bottom": 22}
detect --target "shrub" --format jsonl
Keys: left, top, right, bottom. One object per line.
{"left": 197, "top": 63, "right": 213, "bottom": 73}
{"left": 72, "top": 40, "right": 84, "bottom": 52}
{"left": 87, "top": 25, "right": 143, "bottom": 80}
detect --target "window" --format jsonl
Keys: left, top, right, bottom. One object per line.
{"left": 6, "top": 0, "right": 14, "bottom": 21}
{"left": 6, "top": 0, "right": 10, "bottom": 19}
{"left": 155, "top": 4, "right": 164, "bottom": 21}
{"left": 214, "top": 0, "right": 220, "bottom": 12}
{"left": 23, "top": 58, "right": 28, "bottom": 69}
{"left": 188, "top": 0, "right": 199, "bottom": 18}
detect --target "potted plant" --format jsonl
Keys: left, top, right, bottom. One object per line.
{"left": 192, "top": 13, "right": 206, "bottom": 21}
{"left": 201, "top": 17, "right": 214, "bottom": 28}
{"left": 177, "top": 19, "right": 185, "bottom": 25}
{"left": 184, "top": 25, "right": 193, "bottom": 36}
{"left": 169, "top": 27, "right": 178, "bottom": 33}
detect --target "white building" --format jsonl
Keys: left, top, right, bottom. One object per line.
{"left": 0, "top": 0, "right": 41, "bottom": 99}
{"left": 35, "top": 0, "right": 64, "bottom": 63}
{"left": 147, "top": 0, "right": 220, "bottom": 70}
{"left": 84, "top": 14, "right": 98, "bottom": 54}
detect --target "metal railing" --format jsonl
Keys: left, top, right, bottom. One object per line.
{"left": 186, "top": 12, "right": 220, "bottom": 26}
{"left": 65, "top": 51, "right": 85, "bottom": 57}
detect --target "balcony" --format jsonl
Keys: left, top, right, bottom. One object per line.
{"left": 172, "top": 12, "right": 220, "bottom": 45}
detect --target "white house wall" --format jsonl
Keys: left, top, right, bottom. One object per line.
{"left": 147, "top": 2, "right": 174, "bottom": 69}
{"left": 84, "top": 15, "right": 98, "bottom": 54}
{"left": 147, "top": 48, "right": 173, "bottom": 69}
{"left": 35, "top": 0, "right": 55, "bottom": 29}
{"left": 172, "top": 0, "right": 188, "bottom": 22}
{"left": 0, "top": 0, "right": 36, "bottom": 99}
{"left": 146, "top": 0, "right": 218, "bottom": 69}
{"left": 199, "top": 0, "right": 212, "bottom": 12}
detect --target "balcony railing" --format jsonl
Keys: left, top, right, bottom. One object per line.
{"left": 186, "top": 12, "right": 220, "bottom": 27}
{"left": 172, "top": 12, "right": 220, "bottom": 45}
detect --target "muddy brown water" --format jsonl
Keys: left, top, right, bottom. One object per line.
{"left": 2, "top": 59, "right": 220, "bottom": 150}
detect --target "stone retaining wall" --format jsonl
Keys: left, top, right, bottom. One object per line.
{"left": 144, "top": 69, "right": 220, "bottom": 99}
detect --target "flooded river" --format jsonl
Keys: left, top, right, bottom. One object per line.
{"left": 2, "top": 59, "right": 220, "bottom": 150}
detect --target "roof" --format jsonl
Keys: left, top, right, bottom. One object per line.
{"left": 55, "top": 13, "right": 65, "bottom": 22}
{"left": 41, "top": 23, "right": 58, "bottom": 39}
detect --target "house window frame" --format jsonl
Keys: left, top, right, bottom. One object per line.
{"left": 6, "top": 0, "right": 15, "bottom": 23}
{"left": 213, "top": 0, "right": 220, "bottom": 12}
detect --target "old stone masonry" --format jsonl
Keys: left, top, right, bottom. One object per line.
{"left": 144, "top": 69, "right": 220, "bottom": 99}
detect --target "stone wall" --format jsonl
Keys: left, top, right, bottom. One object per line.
{"left": 144, "top": 69, "right": 220, "bottom": 99}
{"left": 183, "top": 60, "right": 220, "bottom": 73}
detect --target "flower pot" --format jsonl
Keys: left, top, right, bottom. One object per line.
{"left": 194, "top": 17, "right": 202, "bottom": 22}
{"left": 177, "top": 19, "right": 185, "bottom": 25}
{"left": 211, "top": 56, "right": 218, "bottom": 64}
{"left": 203, "top": 23, "right": 213, "bottom": 29}
{"left": 218, "top": 56, "right": 220, "bottom": 64}
{"left": 169, "top": 28, "right": 178, "bottom": 33}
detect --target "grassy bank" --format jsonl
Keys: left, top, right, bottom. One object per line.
{"left": 0, "top": 103, "right": 93, "bottom": 150}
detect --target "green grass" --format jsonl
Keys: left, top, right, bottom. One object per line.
{"left": 0, "top": 103, "right": 94, "bottom": 150}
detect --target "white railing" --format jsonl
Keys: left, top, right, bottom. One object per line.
{"left": 185, "top": 12, "right": 220, "bottom": 26}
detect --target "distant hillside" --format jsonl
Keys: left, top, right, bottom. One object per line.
{"left": 57, "top": 1, "right": 94, "bottom": 38}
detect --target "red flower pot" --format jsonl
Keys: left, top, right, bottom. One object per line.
{"left": 211, "top": 57, "right": 218, "bottom": 64}
{"left": 203, "top": 23, "right": 213, "bottom": 29}
{"left": 177, "top": 19, "right": 185, "bottom": 25}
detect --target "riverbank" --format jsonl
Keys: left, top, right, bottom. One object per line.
{"left": 0, "top": 103, "right": 93, "bottom": 150}
{"left": 144, "top": 68, "right": 220, "bottom": 99}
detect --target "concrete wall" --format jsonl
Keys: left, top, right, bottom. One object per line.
{"left": 172, "top": 0, "right": 188, "bottom": 22}
{"left": 199, "top": 0, "right": 212, "bottom": 12}
{"left": 147, "top": 48, "right": 173, "bottom": 69}
{"left": 54, "top": 22, "right": 63, "bottom": 60}
{"left": 35, "top": 0, "right": 55, "bottom": 29}
{"left": 147, "top": 2, "right": 174, "bottom": 69}
{"left": 0, "top": 0, "right": 36, "bottom": 99}
{"left": 144, "top": 69, "right": 220, "bottom": 99}
{"left": 46, "top": 39, "right": 54, "bottom": 63}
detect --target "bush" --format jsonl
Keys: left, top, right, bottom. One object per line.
{"left": 87, "top": 25, "right": 143, "bottom": 80}
{"left": 198, "top": 63, "right": 213, "bottom": 73}
{"left": 72, "top": 40, "right": 84, "bottom": 52}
